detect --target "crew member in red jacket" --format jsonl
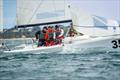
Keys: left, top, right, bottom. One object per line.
{"left": 45, "top": 26, "right": 55, "bottom": 46}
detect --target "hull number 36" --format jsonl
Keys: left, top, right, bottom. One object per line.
{"left": 111, "top": 39, "right": 120, "bottom": 49}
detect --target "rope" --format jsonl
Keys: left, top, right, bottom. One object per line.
{"left": 27, "top": 0, "right": 44, "bottom": 24}
{"left": 1, "top": 29, "right": 11, "bottom": 51}
{"left": 22, "top": 0, "right": 44, "bottom": 47}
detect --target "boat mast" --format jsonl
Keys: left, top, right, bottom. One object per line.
{"left": 0, "top": 0, "right": 4, "bottom": 46}
{"left": 0, "top": 0, "right": 3, "bottom": 32}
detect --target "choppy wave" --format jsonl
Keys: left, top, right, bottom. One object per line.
{"left": 0, "top": 51, "right": 120, "bottom": 80}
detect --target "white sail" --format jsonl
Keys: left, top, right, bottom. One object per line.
{"left": 0, "top": 0, "right": 3, "bottom": 32}
{"left": 69, "top": 6, "right": 96, "bottom": 36}
{"left": 69, "top": 6, "right": 120, "bottom": 37}
{"left": 16, "top": 0, "right": 71, "bottom": 26}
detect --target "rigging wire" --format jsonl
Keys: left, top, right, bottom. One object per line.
{"left": 22, "top": 0, "right": 44, "bottom": 46}
{"left": 27, "top": 0, "right": 44, "bottom": 24}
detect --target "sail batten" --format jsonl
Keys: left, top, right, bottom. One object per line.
{"left": 0, "top": 0, "right": 3, "bottom": 32}
{"left": 16, "top": 0, "right": 71, "bottom": 26}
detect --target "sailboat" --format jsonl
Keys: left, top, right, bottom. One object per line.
{"left": 3, "top": 0, "right": 120, "bottom": 53}
{"left": 64, "top": 6, "right": 120, "bottom": 52}
{"left": 3, "top": 0, "right": 67, "bottom": 53}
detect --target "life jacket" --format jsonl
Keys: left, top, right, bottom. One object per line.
{"left": 45, "top": 28, "right": 54, "bottom": 46}
{"left": 45, "top": 32, "right": 49, "bottom": 40}
{"left": 47, "top": 28, "right": 54, "bottom": 40}
{"left": 48, "top": 28, "right": 53, "bottom": 33}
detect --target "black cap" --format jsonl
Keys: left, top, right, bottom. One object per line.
{"left": 55, "top": 25, "right": 60, "bottom": 29}
{"left": 43, "top": 26, "right": 47, "bottom": 30}
{"left": 48, "top": 26, "right": 53, "bottom": 28}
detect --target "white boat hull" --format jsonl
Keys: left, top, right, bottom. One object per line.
{"left": 64, "top": 35, "right": 120, "bottom": 52}
{"left": 3, "top": 44, "right": 63, "bottom": 54}
{"left": 2, "top": 35, "right": 120, "bottom": 54}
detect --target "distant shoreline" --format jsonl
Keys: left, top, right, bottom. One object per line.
{"left": 0, "top": 38, "right": 34, "bottom": 40}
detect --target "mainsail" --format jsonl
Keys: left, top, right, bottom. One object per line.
{"left": 16, "top": 0, "right": 119, "bottom": 36}
{"left": 16, "top": 0, "right": 71, "bottom": 27}
{"left": 0, "top": 0, "right": 3, "bottom": 32}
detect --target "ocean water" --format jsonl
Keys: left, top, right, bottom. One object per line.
{"left": 0, "top": 51, "right": 120, "bottom": 80}
{"left": 0, "top": 40, "right": 120, "bottom": 80}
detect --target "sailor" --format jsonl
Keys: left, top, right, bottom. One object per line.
{"left": 45, "top": 26, "right": 55, "bottom": 46}
{"left": 54, "top": 25, "right": 64, "bottom": 44}
{"left": 35, "top": 27, "right": 48, "bottom": 47}
{"left": 69, "top": 29, "right": 75, "bottom": 37}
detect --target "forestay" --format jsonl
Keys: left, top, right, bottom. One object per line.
{"left": 0, "top": 0, "right": 3, "bottom": 32}
{"left": 16, "top": 0, "right": 71, "bottom": 26}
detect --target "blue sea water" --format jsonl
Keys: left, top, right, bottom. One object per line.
{"left": 0, "top": 40, "right": 120, "bottom": 80}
